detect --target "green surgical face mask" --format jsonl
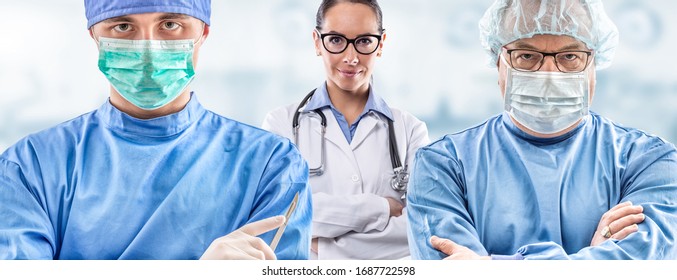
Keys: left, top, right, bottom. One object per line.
{"left": 97, "top": 37, "right": 196, "bottom": 110}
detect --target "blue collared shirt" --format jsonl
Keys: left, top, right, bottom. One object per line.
{"left": 303, "top": 82, "right": 393, "bottom": 143}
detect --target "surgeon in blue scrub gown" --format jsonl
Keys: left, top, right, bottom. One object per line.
{"left": 407, "top": 0, "right": 677, "bottom": 260}
{"left": 0, "top": 0, "right": 311, "bottom": 260}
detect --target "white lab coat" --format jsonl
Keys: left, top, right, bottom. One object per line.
{"left": 262, "top": 100, "right": 429, "bottom": 260}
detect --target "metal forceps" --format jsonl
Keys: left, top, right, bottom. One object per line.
{"left": 269, "top": 192, "right": 300, "bottom": 251}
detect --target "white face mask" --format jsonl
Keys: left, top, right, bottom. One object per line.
{"left": 503, "top": 57, "right": 590, "bottom": 135}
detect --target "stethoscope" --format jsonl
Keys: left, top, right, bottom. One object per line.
{"left": 292, "top": 89, "right": 409, "bottom": 198}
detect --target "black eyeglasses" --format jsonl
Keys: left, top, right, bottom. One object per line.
{"left": 316, "top": 29, "right": 383, "bottom": 55}
{"left": 504, "top": 47, "right": 594, "bottom": 73}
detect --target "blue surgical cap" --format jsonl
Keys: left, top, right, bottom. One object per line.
{"left": 85, "top": 0, "right": 211, "bottom": 29}
{"left": 479, "top": 0, "right": 619, "bottom": 69}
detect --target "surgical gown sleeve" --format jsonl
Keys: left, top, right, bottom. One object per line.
{"left": 0, "top": 157, "right": 55, "bottom": 259}
{"left": 406, "top": 139, "right": 489, "bottom": 259}
{"left": 524, "top": 137, "right": 677, "bottom": 260}
{"left": 247, "top": 138, "right": 313, "bottom": 260}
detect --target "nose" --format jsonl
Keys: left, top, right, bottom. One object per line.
{"left": 138, "top": 29, "right": 156, "bottom": 40}
{"left": 540, "top": 55, "right": 559, "bottom": 72}
{"left": 342, "top": 43, "right": 359, "bottom": 65}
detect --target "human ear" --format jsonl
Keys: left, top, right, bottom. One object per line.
{"left": 194, "top": 24, "right": 210, "bottom": 48}
{"left": 200, "top": 24, "right": 210, "bottom": 42}
{"left": 377, "top": 32, "right": 386, "bottom": 57}
{"left": 313, "top": 30, "right": 322, "bottom": 56}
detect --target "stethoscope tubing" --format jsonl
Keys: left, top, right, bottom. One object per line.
{"left": 292, "top": 89, "right": 409, "bottom": 194}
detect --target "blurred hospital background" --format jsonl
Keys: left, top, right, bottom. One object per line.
{"left": 1, "top": 0, "right": 676, "bottom": 152}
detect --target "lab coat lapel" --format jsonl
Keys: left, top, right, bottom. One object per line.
{"left": 350, "top": 112, "right": 380, "bottom": 150}
{"left": 311, "top": 107, "right": 354, "bottom": 156}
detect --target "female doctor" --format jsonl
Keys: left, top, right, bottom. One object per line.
{"left": 262, "top": 0, "right": 429, "bottom": 259}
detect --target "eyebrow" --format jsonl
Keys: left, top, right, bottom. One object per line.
{"left": 101, "top": 13, "right": 190, "bottom": 24}
{"left": 321, "top": 30, "right": 381, "bottom": 37}
{"left": 157, "top": 13, "right": 190, "bottom": 21}
{"left": 102, "top": 16, "right": 135, "bottom": 24}
{"left": 511, "top": 41, "right": 589, "bottom": 52}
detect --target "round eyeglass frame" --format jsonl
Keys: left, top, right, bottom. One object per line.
{"left": 503, "top": 47, "right": 594, "bottom": 73}
{"left": 316, "top": 29, "right": 383, "bottom": 55}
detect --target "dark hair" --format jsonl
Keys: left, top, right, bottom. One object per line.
{"left": 316, "top": 0, "right": 384, "bottom": 33}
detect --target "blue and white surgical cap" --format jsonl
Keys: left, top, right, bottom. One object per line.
{"left": 85, "top": 0, "right": 211, "bottom": 29}
{"left": 479, "top": 0, "right": 619, "bottom": 69}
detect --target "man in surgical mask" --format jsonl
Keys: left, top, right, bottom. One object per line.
{"left": 0, "top": 0, "right": 311, "bottom": 259}
{"left": 406, "top": 0, "right": 677, "bottom": 260}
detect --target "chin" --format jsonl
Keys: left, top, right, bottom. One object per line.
{"left": 335, "top": 79, "right": 368, "bottom": 93}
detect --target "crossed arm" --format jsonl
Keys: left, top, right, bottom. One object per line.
{"left": 407, "top": 142, "right": 677, "bottom": 260}
{"left": 429, "top": 202, "right": 646, "bottom": 260}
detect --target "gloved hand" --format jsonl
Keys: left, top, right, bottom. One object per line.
{"left": 200, "top": 216, "right": 285, "bottom": 260}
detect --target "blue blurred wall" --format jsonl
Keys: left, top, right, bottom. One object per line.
{"left": 1, "top": 0, "right": 675, "bottom": 151}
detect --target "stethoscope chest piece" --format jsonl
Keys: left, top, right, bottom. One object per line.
{"left": 391, "top": 166, "right": 409, "bottom": 200}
